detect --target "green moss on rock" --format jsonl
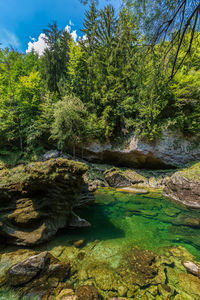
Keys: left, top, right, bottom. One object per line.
{"left": 163, "top": 161, "right": 200, "bottom": 208}
{"left": 179, "top": 162, "right": 200, "bottom": 181}
{"left": 104, "top": 167, "right": 146, "bottom": 188}
{"left": 0, "top": 158, "right": 88, "bottom": 246}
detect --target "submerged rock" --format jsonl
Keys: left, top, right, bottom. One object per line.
{"left": 163, "top": 162, "right": 200, "bottom": 208}
{"left": 118, "top": 248, "right": 158, "bottom": 288}
{"left": 76, "top": 285, "right": 101, "bottom": 300}
{"left": 117, "top": 187, "right": 148, "bottom": 194}
{"left": 0, "top": 158, "right": 88, "bottom": 245}
{"left": 172, "top": 214, "right": 200, "bottom": 227}
{"left": 6, "top": 251, "right": 71, "bottom": 298}
{"left": 182, "top": 261, "right": 199, "bottom": 276}
{"left": 8, "top": 251, "right": 49, "bottom": 286}
{"left": 56, "top": 289, "right": 76, "bottom": 300}
{"left": 73, "top": 239, "right": 85, "bottom": 248}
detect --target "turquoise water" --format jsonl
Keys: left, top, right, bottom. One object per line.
{"left": 59, "top": 188, "right": 200, "bottom": 260}
{"left": 1, "top": 188, "right": 200, "bottom": 299}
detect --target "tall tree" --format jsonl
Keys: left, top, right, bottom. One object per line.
{"left": 41, "top": 22, "right": 71, "bottom": 93}
{"left": 81, "top": 0, "right": 99, "bottom": 54}
{"left": 96, "top": 4, "right": 118, "bottom": 47}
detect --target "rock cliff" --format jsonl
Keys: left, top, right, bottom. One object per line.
{"left": 0, "top": 158, "right": 89, "bottom": 245}
{"left": 83, "top": 131, "right": 200, "bottom": 168}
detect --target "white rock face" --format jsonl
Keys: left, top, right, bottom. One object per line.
{"left": 85, "top": 130, "right": 200, "bottom": 167}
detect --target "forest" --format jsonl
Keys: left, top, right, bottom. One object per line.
{"left": 0, "top": 0, "right": 200, "bottom": 162}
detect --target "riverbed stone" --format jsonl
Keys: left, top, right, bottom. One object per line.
{"left": 7, "top": 251, "right": 70, "bottom": 287}
{"left": 118, "top": 247, "right": 158, "bottom": 288}
{"left": 182, "top": 261, "right": 199, "bottom": 276}
{"left": 56, "top": 288, "right": 76, "bottom": 300}
{"left": 8, "top": 251, "right": 49, "bottom": 286}
{"left": 76, "top": 285, "right": 101, "bottom": 300}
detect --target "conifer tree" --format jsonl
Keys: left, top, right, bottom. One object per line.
{"left": 41, "top": 22, "right": 71, "bottom": 93}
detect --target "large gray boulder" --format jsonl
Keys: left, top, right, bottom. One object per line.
{"left": 163, "top": 162, "right": 200, "bottom": 208}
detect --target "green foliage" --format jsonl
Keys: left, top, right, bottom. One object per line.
{"left": 0, "top": 49, "right": 41, "bottom": 151}
{"left": 51, "top": 95, "right": 90, "bottom": 150}
{"left": 0, "top": 2, "right": 199, "bottom": 158}
{"left": 41, "top": 21, "right": 71, "bottom": 93}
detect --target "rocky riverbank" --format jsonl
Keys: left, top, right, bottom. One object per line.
{"left": 0, "top": 153, "right": 200, "bottom": 299}
{"left": 0, "top": 158, "right": 90, "bottom": 246}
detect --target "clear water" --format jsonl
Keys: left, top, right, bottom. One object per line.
{"left": 53, "top": 188, "right": 200, "bottom": 260}
{"left": 1, "top": 188, "right": 200, "bottom": 299}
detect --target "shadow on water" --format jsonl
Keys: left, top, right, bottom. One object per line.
{"left": 49, "top": 203, "right": 125, "bottom": 248}
{"left": 31, "top": 188, "right": 200, "bottom": 261}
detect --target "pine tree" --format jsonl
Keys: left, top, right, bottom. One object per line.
{"left": 41, "top": 22, "right": 71, "bottom": 93}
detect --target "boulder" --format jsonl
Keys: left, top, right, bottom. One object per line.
{"left": 0, "top": 158, "right": 88, "bottom": 245}
{"left": 8, "top": 252, "right": 50, "bottom": 286}
{"left": 7, "top": 251, "right": 70, "bottom": 298}
{"left": 68, "top": 212, "right": 91, "bottom": 228}
{"left": 104, "top": 168, "right": 145, "bottom": 187}
{"left": 163, "top": 162, "right": 200, "bottom": 208}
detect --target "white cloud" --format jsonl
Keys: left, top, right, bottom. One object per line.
{"left": 71, "top": 30, "right": 78, "bottom": 43}
{"left": 65, "top": 22, "right": 78, "bottom": 43}
{"left": 26, "top": 33, "right": 48, "bottom": 56}
{"left": 26, "top": 21, "right": 80, "bottom": 55}
{"left": 0, "top": 29, "right": 20, "bottom": 49}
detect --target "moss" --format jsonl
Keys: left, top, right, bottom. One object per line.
{"left": 179, "top": 162, "right": 200, "bottom": 181}
{"left": 0, "top": 161, "right": 6, "bottom": 171}
{"left": 104, "top": 167, "right": 146, "bottom": 187}
{"left": 0, "top": 158, "right": 87, "bottom": 188}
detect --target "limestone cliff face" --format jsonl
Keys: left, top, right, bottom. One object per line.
{"left": 163, "top": 162, "right": 200, "bottom": 208}
{"left": 0, "top": 158, "right": 88, "bottom": 246}
{"left": 83, "top": 131, "right": 200, "bottom": 168}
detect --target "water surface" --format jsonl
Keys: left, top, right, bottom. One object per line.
{"left": 54, "top": 188, "right": 200, "bottom": 260}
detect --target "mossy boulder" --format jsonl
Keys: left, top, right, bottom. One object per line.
{"left": 8, "top": 251, "right": 70, "bottom": 287}
{"left": 4, "top": 251, "right": 71, "bottom": 299}
{"left": 0, "top": 158, "right": 88, "bottom": 245}
{"left": 163, "top": 162, "right": 200, "bottom": 208}
{"left": 104, "top": 168, "right": 146, "bottom": 187}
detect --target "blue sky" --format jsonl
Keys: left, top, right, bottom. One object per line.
{"left": 0, "top": 0, "right": 121, "bottom": 53}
